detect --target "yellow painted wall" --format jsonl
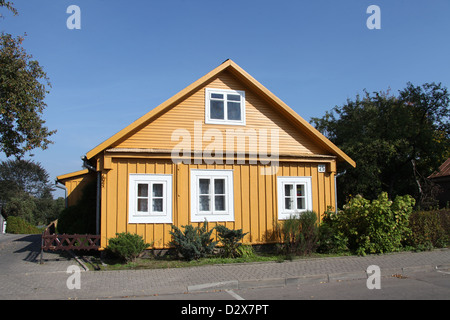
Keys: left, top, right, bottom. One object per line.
{"left": 112, "top": 70, "right": 325, "bottom": 157}
{"left": 59, "top": 172, "right": 95, "bottom": 207}
{"left": 99, "top": 157, "right": 336, "bottom": 249}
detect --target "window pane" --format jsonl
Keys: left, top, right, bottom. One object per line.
{"left": 211, "top": 93, "right": 223, "bottom": 99}
{"left": 227, "top": 102, "right": 241, "bottom": 120}
{"left": 227, "top": 94, "right": 241, "bottom": 101}
{"left": 285, "top": 197, "right": 293, "bottom": 210}
{"left": 153, "top": 199, "right": 163, "bottom": 212}
{"left": 138, "top": 199, "right": 148, "bottom": 212}
{"left": 152, "top": 183, "right": 163, "bottom": 197}
{"left": 284, "top": 184, "right": 293, "bottom": 197}
{"left": 214, "top": 179, "right": 225, "bottom": 194}
{"left": 199, "top": 179, "right": 210, "bottom": 194}
{"left": 297, "top": 198, "right": 305, "bottom": 210}
{"left": 215, "top": 195, "right": 225, "bottom": 211}
{"left": 199, "top": 195, "right": 210, "bottom": 211}
{"left": 138, "top": 184, "right": 148, "bottom": 197}
{"left": 210, "top": 100, "right": 224, "bottom": 119}
{"left": 296, "top": 184, "right": 304, "bottom": 197}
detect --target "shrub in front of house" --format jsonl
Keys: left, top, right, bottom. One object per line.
{"left": 407, "top": 210, "right": 449, "bottom": 250}
{"left": 169, "top": 221, "right": 217, "bottom": 261}
{"left": 215, "top": 225, "right": 248, "bottom": 258}
{"left": 319, "top": 193, "right": 415, "bottom": 256}
{"left": 277, "top": 211, "right": 319, "bottom": 256}
{"left": 317, "top": 209, "right": 349, "bottom": 254}
{"left": 106, "top": 232, "right": 151, "bottom": 262}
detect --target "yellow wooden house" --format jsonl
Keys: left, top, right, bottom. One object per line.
{"left": 57, "top": 59, "right": 355, "bottom": 249}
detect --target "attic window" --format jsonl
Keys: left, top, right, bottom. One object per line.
{"left": 205, "top": 88, "right": 245, "bottom": 125}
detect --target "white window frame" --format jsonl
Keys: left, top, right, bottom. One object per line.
{"left": 190, "top": 169, "right": 234, "bottom": 222}
{"left": 129, "top": 174, "right": 173, "bottom": 224}
{"left": 205, "top": 88, "right": 246, "bottom": 125}
{"left": 277, "top": 176, "right": 313, "bottom": 220}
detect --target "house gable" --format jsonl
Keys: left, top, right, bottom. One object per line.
{"left": 110, "top": 69, "right": 325, "bottom": 157}
{"left": 86, "top": 60, "right": 355, "bottom": 167}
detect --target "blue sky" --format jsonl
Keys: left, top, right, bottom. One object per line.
{"left": 1, "top": 0, "right": 450, "bottom": 198}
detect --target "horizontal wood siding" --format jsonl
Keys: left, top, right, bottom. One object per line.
{"left": 113, "top": 70, "right": 325, "bottom": 156}
{"left": 100, "top": 158, "right": 335, "bottom": 249}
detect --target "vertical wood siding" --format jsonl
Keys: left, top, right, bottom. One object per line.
{"left": 100, "top": 158, "right": 336, "bottom": 249}
{"left": 63, "top": 174, "right": 95, "bottom": 207}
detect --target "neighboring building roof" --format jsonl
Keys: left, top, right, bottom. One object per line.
{"left": 84, "top": 59, "right": 355, "bottom": 167}
{"left": 56, "top": 169, "right": 90, "bottom": 183}
{"left": 429, "top": 158, "right": 450, "bottom": 179}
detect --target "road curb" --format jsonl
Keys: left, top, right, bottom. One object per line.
{"left": 188, "top": 280, "right": 239, "bottom": 292}
{"left": 436, "top": 264, "right": 450, "bottom": 270}
{"left": 328, "top": 271, "right": 367, "bottom": 282}
{"left": 238, "top": 278, "right": 286, "bottom": 289}
{"left": 286, "top": 274, "right": 329, "bottom": 285}
{"left": 402, "top": 265, "right": 434, "bottom": 274}
{"left": 186, "top": 262, "right": 449, "bottom": 294}
{"left": 188, "top": 271, "right": 365, "bottom": 293}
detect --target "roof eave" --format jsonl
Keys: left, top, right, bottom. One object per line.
{"left": 56, "top": 169, "right": 90, "bottom": 183}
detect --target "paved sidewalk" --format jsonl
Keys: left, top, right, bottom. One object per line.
{"left": 0, "top": 233, "right": 449, "bottom": 300}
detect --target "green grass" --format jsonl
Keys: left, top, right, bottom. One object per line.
{"left": 83, "top": 254, "right": 279, "bottom": 271}
{"left": 81, "top": 251, "right": 352, "bottom": 272}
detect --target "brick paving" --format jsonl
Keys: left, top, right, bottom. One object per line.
{"left": 0, "top": 233, "right": 449, "bottom": 299}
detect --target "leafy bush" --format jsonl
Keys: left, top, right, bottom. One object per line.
{"left": 328, "top": 193, "right": 415, "bottom": 255}
{"left": 106, "top": 232, "right": 151, "bottom": 262}
{"left": 169, "top": 221, "right": 217, "bottom": 260}
{"left": 215, "top": 225, "right": 248, "bottom": 258}
{"left": 277, "top": 211, "right": 318, "bottom": 256}
{"left": 407, "top": 210, "right": 448, "bottom": 249}
{"left": 317, "top": 209, "right": 349, "bottom": 254}
{"left": 440, "top": 209, "right": 450, "bottom": 242}
{"left": 6, "top": 216, "right": 41, "bottom": 234}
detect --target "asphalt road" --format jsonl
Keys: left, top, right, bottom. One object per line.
{"left": 96, "top": 269, "right": 448, "bottom": 319}
{"left": 109, "top": 267, "right": 450, "bottom": 300}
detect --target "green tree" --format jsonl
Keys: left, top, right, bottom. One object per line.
{"left": 0, "top": 1, "right": 17, "bottom": 17}
{"left": 0, "top": 2, "right": 56, "bottom": 158}
{"left": 0, "top": 159, "right": 53, "bottom": 199}
{"left": 311, "top": 83, "right": 450, "bottom": 207}
{"left": 3, "top": 193, "right": 36, "bottom": 224}
{"left": 0, "top": 159, "right": 58, "bottom": 225}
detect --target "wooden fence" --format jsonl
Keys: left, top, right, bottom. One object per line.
{"left": 40, "top": 222, "right": 100, "bottom": 264}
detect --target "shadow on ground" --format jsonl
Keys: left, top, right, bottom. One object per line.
{"left": 13, "top": 234, "right": 71, "bottom": 263}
